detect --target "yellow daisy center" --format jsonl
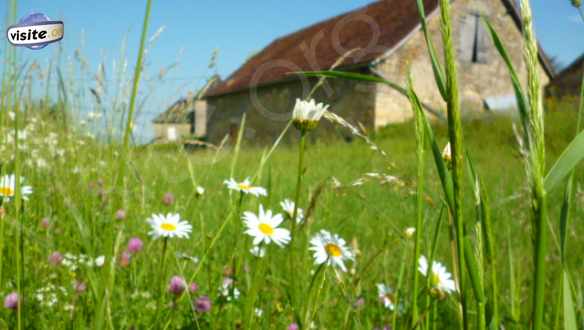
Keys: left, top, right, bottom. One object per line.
{"left": 160, "top": 222, "right": 177, "bottom": 232}
{"left": 238, "top": 183, "right": 251, "bottom": 191}
{"left": 430, "top": 272, "right": 441, "bottom": 287}
{"left": 0, "top": 187, "right": 14, "bottom": 196}
{"left": 259, "top": 223, "right": 274, "bottom": 236}
{"left": 325, "top": 243, "right": 342, "bottom": 257}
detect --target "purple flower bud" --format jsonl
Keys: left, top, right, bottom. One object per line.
{"left": 287, "top": 323, "right": 299, "bottom": 330}
{"left": 189, "top": 282, "right": 198, "bottom": 293}
{"left": 74, "top": 281, "right": 87, "bottom": 294}
{"left": 115, "top": 209, "right": 126, "bottom": 221}
{"left": 127, "top": 237, "right": 144, "bottom": 254}
{"left": 168, "top": 276, "right": 186, "bottom": 296}
{"left": 48, "top": 251, "right": 64, "bottom": 266}
{"left": 3, "top": 292, "right": 19, "bottom": 310}
{"left": 40, "top": 217, "right": 50, "bottom": 229}
{"left": 119, "top": 251, "right": 132, "bottom": 268}
{"left": 162, "top": 192, "right": 175, "bottom": 206}
{"left": 194, "top": 295, "right": 212, "bottom": 313}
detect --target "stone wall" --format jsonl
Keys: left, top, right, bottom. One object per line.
{"left": 206, "top": 76, "right": 377, "bottom": 144}
{"left": 373, "top": 0, "right": 551, "bottom": 126}
{"left": 153, "top": 123, "right": 192, "bottom": 142}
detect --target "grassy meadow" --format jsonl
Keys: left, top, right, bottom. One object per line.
{"left": 0, "top": 110, "right": 582, "bottom": 329}
{"left": 1, "top": 0, "right": 584, "bottom": 329}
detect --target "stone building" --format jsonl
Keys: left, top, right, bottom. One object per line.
{"left": 204, "top": 0, "right": 554, "bottom": 143}
{"left": 546, "top": 54, "right": 583, "bottom": 99}
{"left": 152, "top": 97, "right": 207, "bottom": 142}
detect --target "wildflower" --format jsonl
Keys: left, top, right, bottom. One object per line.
{"left": 40, "top": 217, "right": 50, "bottom": 229}
{"left": 280, "top": 199, "right": 304, "bottom": 223}
{"left": 74, "top": 281, "right": 87, "bottom": 294}
{"left": 119, "top": 251, "right": 131, "bottom": 267}
{"left": 353, "top": 297, "right": 366, "bottom": 309}
{"left": 250, "top": 246, "right": 266, "bottom": 258}
{"left": 0, "top": 174, "right": 33, "bottom": 201}
{"left": 94, "top": 256, "right": 106, "bottom": 267}
{"left": 127, "top": 237, "right": 144, "bottom": 254}
{"left": 243, "top": 205, "right": 290, "bottom": 247}
{"left": 376, "top": 283, "right": 395, "bottom": 310}
{"left": 147, "top": 213, "right": 192, "bottom": 239}
{"left": 292, "top": 98, "right": 329, "bottom": 131}
{"left": 189, "top": 282, "right": 198, "bottom": 293}
{"left": 418, "top": 255, "right": 456, "bottom": 297}
{"left": 195, "top": 186, "right": 205, "bottom": 197}
{"left": 255, "top": 308, "right": 264, "bottom": 317}
{"left": 288, "top": 323, "right": 299, "bottom": 330}
{"left": 115, "top": 209, "right": 126, "bottom": 221}
{"left": 194, "top": 295, "right": 212, "bottom": 313}
{"left": 220, "top": 277, "right": 240, "bottom": 301}
{"left": 404, "top": 227, "right": 416, "bottom": 239}
{"left": 168, "top": 276, "right": 187, "bottom": 296}
{"left": 224, "top": 178, "right": 267, "bottom": 197}
{"left": 49, "top": 251, "right": 64, "bottom": 266}
{"left": 162, "top": 192, "right": 175, "bottom": 206}
{"left": 309, "top": 230, "right": 354, "bottom": 272}
{"left": 3, "top": 292, "right": 19, "bottom": 310}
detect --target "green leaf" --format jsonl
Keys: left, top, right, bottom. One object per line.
{"left": 544, "top": 129, "right": 584, "bottom": 191}
{"left": 483, "top": 19, "right": 530, "bottom": 149}
{"left": 416, "top": 0, "right": 447, "bottom": 99}
{"left": 559, "top": 174, "right": 574, "bottom": 262}
{"left": 300, "top": 70, "right": 445, "bottom": 120}
{"left": 464, "top": 238, "right": 485, "bottom": 303}
{"left": 563, "top": 271, "right": 578, "bottom": 330}
{"left": 406, "top": 76, "right": 454, "bottom": 209}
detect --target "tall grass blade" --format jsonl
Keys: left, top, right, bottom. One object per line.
{"left": 483, "top": 19, "right": 530, "bottom": 149}
{"left": 415, "top": 0, "right": 446, "bottom": 99}
{"left": 407, "top": 75, "right": 426, "bottom": 325}
{"left": 544, "top": 131, "right": 584, "bottom": 191}
{"left": 563, "top": 271, "right": 578, "bottom": 330}
{"left": 300, "top": 70, "right": 445, "bottom": 119}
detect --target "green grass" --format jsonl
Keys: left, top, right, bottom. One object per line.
{"left": 0, "top": 110, "right": 582, "bottom": 329}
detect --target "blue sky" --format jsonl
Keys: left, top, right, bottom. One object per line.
{"left": 1, "top": 1, "right": 583, "bottom": 141}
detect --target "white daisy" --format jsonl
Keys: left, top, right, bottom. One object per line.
{"left": 280, "top": 199, "right": 304, "bottom": 223}
{"left": 418, "top": 255, "right": 457, "bottom": 295}
{"left": 250, "top": 246, "right": 266, "bottom": 258}
{"left": 292, "top": 98, "right": 329, "bottom": 131}
{"left": 224, "top": 178, "right": 267, "bottom": 197}
{"left": 243, "top": 205, "right": 290, "bottom": 247}
{"left": 195, "top": 186, "right": 205, "bottom": 196}
{"left": 94, "top": 256, "right": 106, "bottom": 268}
{"left": 0, "top": 174, "right": 33, "bottom": 201}
{"left": 376, "top": 283, "right": 395, "bottom": 310}
{"left": 404, "top": 227, "right": 416, "bottom": 239}
{"left": 147, "top": 213, "right": 192, "bottom": 239}
{"left": 309, "top": 230, "right": 354, "bottom": 272}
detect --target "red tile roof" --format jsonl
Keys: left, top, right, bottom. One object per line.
{"left": 206, "top": 0, "right": 554, "bottom": 98}
{"left": 206, "top": 0, "right": 439, "bottom": 97}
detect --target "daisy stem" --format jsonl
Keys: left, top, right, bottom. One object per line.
{"left": 158, "top": 238, "right": 169, "bottom": 310}
{"left": 291, "top": 130, "right": 307, "bottom": 236}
